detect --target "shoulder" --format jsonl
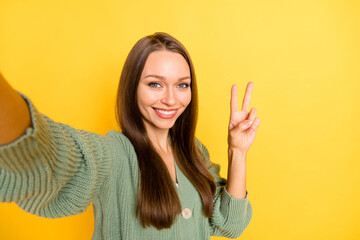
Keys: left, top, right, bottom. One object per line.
{"left": 195, "top": 137, "right": 210, "bottom": 159}
{"left": 104, "top": 130, "right": 140, "bottom": 179}
{"left": 106, "top": 130, "right": 130, "bottom": 143}
{"left": 195, "top": 137, "right": 214, "bottom": 169}
{"left": 105, "top": 130, "right": 136, "bottom": 156}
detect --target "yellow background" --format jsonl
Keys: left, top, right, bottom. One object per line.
{"left": 1, "top": 0, "right": 359, "bottom": 239}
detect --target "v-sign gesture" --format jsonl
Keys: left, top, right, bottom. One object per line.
{"left": 228, "top": 82, "right": 260, "bottom": 153}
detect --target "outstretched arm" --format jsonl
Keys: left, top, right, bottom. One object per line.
{"left": 226, "top": 82, "right": 261, "bottom": 199}
{"left": 0, "top": 74, "right": 116, "bottom": 218}
{"left": 0, "top": 72, "right": 32, "bottom": 145}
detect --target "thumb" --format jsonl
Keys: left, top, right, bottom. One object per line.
{"left": 239, "top": 119, "right": 253, "bottom": 131}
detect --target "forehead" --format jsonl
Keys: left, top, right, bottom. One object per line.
{"left": 141, "top": 50, "right": 190, "bottom": 79}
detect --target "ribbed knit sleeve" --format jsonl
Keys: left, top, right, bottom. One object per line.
{"left": 196, "top": 140, "right": 252, "bottom": 239}
{"left": 0, "top": 93, "right": 114, "bottom": 218}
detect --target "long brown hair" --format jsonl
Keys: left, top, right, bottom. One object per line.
{"left": 115, "top": 32, "right": 216, "bottom": 230}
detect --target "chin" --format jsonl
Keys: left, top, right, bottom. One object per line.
{"left": 154, "top": 121, "right": 176, "bottom": 130}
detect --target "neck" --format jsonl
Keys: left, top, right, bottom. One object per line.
{"left": 145, "top": 125, "right": 171, "bottom": 153}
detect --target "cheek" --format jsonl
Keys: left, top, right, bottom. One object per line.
{"left": 137, "top": 88, "right": 159, "bottom": 106}
{"left": 180, "top": 91, "right": 192, "bottom": 107}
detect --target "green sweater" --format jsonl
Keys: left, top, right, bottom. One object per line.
{"left": 0, "top": 93, "right": 252, "bottom": 240}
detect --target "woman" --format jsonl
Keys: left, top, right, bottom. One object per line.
{"left": 0, "top": 32, "right": 260, "bottom": 239}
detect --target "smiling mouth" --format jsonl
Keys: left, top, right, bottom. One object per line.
{"left": 152, "top": 108, "right": 178, "bottom": 119}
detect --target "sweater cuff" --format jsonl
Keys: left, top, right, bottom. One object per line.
{"left": 220, "top": 188, "right": 250, "bottom": 220}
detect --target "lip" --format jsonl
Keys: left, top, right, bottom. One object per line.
{"left": 152, "top": 107, "right": 179, "bottom": 119}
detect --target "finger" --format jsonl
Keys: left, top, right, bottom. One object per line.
{"left": 239, "top": 119, "right": 254, "bottom": 131}
{"left": 241, "top": 82, "right": 253, "bottom": 112}
{"left": 249, "top": 118, "right": 261, "bottom": 134}
{"left": 230, "top": 84, "right": 238, "bottom": 115}
{"left": 248, "top": 108, "right": 258, "bottom": 122}
{"left": 238, "top": 108, "right": 257, "bottom": 130}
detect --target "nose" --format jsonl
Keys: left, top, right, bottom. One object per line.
{"left": 161, "top": 88, "right": 176, "bottom": 106}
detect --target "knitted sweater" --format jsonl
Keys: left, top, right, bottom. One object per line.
{"left": 0, "top": 93, "right": 252, "bottom": 240}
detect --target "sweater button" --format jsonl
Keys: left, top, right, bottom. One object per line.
{"left": 182, "top": 208, "right": 192, "bottom": 219}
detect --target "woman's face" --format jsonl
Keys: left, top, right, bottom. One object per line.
{"left": 137, "top": 50, "right": 191, "bottom": 132}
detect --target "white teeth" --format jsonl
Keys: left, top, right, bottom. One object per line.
{"left": 154, "top": 109, "right": 176, "bottom": 115}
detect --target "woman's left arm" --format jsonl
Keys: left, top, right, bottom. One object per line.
{"left": 226, "top": 82, "right": 261, "bottom": 199}
{"left": 197, "top": 83, "right": 260, "bottom": 238}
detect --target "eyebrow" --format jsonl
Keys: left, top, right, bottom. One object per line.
{"left": 144, "top": 74, "right": 191, "bottom": 81}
